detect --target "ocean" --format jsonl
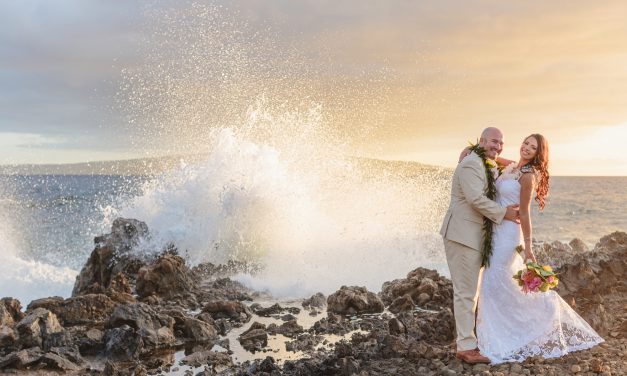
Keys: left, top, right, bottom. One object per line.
{"left": 0, "top": 162, "right": 625, "bottom": 307}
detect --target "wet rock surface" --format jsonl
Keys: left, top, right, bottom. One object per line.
{"left": 28, "top": 294, "right": 117, "bottom": 327}
{"left": 136, "top": 253, "right": 198, "bottom": 307}
{"left": 202, "top": 300, "right": 253, "bottom": 324}
{"left": 1, "top": 220, "right": 625, "bottom": 375}
{"left": 238, "top": 322, "right": 268, "bottom": 352}
{"left": 72, "top": 218, "right": 148, "bottom": 296}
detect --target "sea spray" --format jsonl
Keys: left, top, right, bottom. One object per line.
{"left": 0, "top": 183, "right": 77, "bottom": 305}
{"left": 108, "top": 115, "right": 451, "bottom": 297}
{"left": 108, "top": 2, "right": 451, "bottom": 297}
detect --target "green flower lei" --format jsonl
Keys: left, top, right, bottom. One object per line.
{"left": 467, "top": 142, "right": 498, "bottom": 267}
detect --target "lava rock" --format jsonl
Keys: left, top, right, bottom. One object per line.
{"left": 327, "top": 286, "right": 384, "bottom": 315}
{"left": 397, "top": 307, "right": 455, "bottom": 344}
{"left": 0, "top": 347, "right": 44, "bottom": 370}
{"left": 202, "top": 300, "right": 252, "bottom": 324}
{"left": 380, "top": 267, "right": 453, "bottom": 311}
{"left": 182, "top": 317, "right": 218, "bottom": 343}
{"left": 285, "top": 333, "right": 323, "bottom": 352}
{"left": 136, "top": 254, "right": 198, "bottom": 305}
{"left": 106, "top": 302, "right": 175, "bottom": 349}
{"left": 39, "top": 351, "right": 80, "bottom": 371}
{"left": 267, "top": 319, "right": 304, "bottom": 338}
{"left": 104, "top": 324, "right": 144, "bottom": 360}
{"left": 28, "top": 294, "right": 117, "bottom": 326}
{"left": 0, "top": 326, "right": 17, "bottom": 350}
{"left": 72, "top": 218, "right": 148, "bottom": 296}
{"left": 302, "top": 292, "right": 327, "bottom": 309}
{"left": 196, "top": 277, "right": 254, "bottom": 303}
{"left": 570, "top": 238, "right": 589, "bottom": 253}
{"left": 388, "top": 294, "right": 415, "bottom": 314}
{"left": 239, "top": 322, "right": 268, "bottom": 352}
{"left": 180, "top": 350, "right": 232, "bottom": 367}
{"left": 0, "top": 298, "right": 24, "bottom": 327}
{"left": 388, "top": 317, "right": 406, "bottom": 336}
{"left": 75, "top": 327, "right": 105, "bottom": 355}
{"left": 16, "top": 308, "right": 64, "bottom": 349}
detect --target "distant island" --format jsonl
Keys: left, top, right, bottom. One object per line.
{"left": 0, "top": 154, "right": 209, "bottom": 176}
{"left": 0, "top": 155, "right": 446, "bottom": 176}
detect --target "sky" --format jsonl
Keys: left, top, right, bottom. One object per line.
{"left": 1, "top": 1, "right": 627, "bottom": 175}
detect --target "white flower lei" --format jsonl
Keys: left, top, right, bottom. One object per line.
{"left": 499, "top": 162, "right": 522, "bottom": 181}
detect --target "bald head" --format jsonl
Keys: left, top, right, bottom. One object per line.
{"left": 481, "top": 127, "right": 503, "bottom": 140}
{"left": 479, "top": 127, "right": 504, "bottom": 159}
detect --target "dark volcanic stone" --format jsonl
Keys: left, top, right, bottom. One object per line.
{"left": 239, "top": 322, "right": 268, "bottom": 352}
{"left": 180, "top": 350, "right": 232, "bottom": 367}
{"left": 570, "top": 238, "right": 589, "bottom": 253}
{"left": 182, "top": 317, "right": 218, "bottom": 343}
{"left": 196, "top": 277, "right": 253, "bottom": 303}
{"left": 202, "top": 300, "right": 252, "bottom": 324}
{"left": 397, "top": 307, "right": 455, "bottom": 344}
{"left": 0, "top": 325, "right": 18, "bottom": 350}
{"left": 302, "top": 292, "right": 327, "bottom": 309}
{"left": 72, "top": 218, "right": 148, "bottom": 296}
{"left": 312, "top": 312, "right": 351, "bottom": 335}
{"left": 380, "top": 267, "right": 453, "bottom": 311}
{"left": 40, "top": 351, "right": 80, "bottom": 371}
{"left": 267, "top": 319, "right": 303, "bottom": 338}
{"left": 388, "top": 294, "right": 415, "bottom": 314}
{"left": 16, "top": 308, "right": 63, "bottom": 349}
{"left": 0, "top": 347, "right": 44, "bottom": 370}
{"left": 556, "top": 231, "right": 627, "bottom": 336}
{"left": 0, "top": 298, "right": 24, "bottom": 327}
{"left": 42, "top": 330, "right": 75, "bottom": 351}
{"left": 388, "top": 317, "right": 406, "bottom": 336}
{"left": 106, "top": 303, "right": 175, "bottom": 349}
{"left": 285, "top": 333, "right": 323, "bottom": 352}
{"left": 104, "top": 325, "right": 143, "bottom": 360}
{"left": 136, "top": 254, "right": 198, "bottom": 305}
{"left": 28, "top": 294, "right": 117, "bottom": 327}
{"left": 75, "top": 328, "right": 105, "bottom": 355}
{"left": 327, "top": 286, "right": 384, "bottom": 315}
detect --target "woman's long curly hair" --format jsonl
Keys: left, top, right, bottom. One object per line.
{"left": 525, "top": 134, "right": 550, "bottom": 211}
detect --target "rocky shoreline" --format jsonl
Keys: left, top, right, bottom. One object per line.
{"left": 0, "top": 218, "right": 625, "bottom": 375}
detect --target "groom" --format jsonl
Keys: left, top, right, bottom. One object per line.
{"left": 440, "top": 127, "right": 519, "bottom": 364}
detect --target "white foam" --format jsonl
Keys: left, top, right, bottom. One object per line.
{"left": 0, "top": 227, "right": 77, "bottom": 307}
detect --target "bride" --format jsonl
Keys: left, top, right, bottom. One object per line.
{"left": 467, "top": 134, "right": 604, "bottom": 364}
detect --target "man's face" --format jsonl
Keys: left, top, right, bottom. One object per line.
{"left": 479, "top": 131, "right": 504, "bottom": 159}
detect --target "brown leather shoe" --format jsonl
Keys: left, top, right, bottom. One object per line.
{"left": 455, "top": 349, "right": 491, "bottom": 364}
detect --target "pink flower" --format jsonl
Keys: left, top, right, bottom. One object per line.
{"left": 527, "top": 277, "right": 542, "bottom": 291}
{"left": 521, "top": 270, "right": 534, "bottom": 282}
{"left": 547, "top": 276, "right": 555, "bottom": 284}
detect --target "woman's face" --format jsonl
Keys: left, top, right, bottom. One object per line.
{"left": 520, "top": 136, "right": 538, "bottom": 161}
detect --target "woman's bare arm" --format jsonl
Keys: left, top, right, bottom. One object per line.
{"left": 458, "top": 147, "right": 471, "bottom": 163}
{"left": 518, "top": 172, "right": 536, "bottom": 262}
{"left": 496, "top": 156, "right": 516, "bottom": 167}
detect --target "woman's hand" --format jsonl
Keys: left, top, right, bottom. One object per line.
{"left": 524, "top": 247, "right": 537, "bottom": 263}
{"left": 458, "top": 147, "right": 471, "bottom": 163}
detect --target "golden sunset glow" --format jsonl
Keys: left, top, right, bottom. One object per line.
{"left": 1, "top": 1, "right": 627, "bottom": 175}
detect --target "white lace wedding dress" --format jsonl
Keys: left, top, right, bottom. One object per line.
{"left": 476, "top": 167, "right": 604, "bottom": 364}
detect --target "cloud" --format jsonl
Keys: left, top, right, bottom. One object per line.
{"left": 0, "top": 1, "right": 142, "bottom": 137}
{"left": 1, "top": 0, "right": 627, "bottom": 173}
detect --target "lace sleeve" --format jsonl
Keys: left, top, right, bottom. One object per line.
{"left": 520, "top": 164, "right": 535, "bottom": 174}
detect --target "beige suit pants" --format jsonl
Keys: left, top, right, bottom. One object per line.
{"left": 443, "top": 238, "right": 483, "bottom": 351}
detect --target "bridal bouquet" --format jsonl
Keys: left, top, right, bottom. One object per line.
{"left": 513, "top": 248, "right": 559, "bottom": 293}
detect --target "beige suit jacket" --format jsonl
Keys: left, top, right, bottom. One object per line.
{"left": 440, "top": 152, "right": 507, "bottom": 251}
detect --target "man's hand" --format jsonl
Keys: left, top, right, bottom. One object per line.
{"left": 504, "top": 205, "right": 520, "bottom": 223}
